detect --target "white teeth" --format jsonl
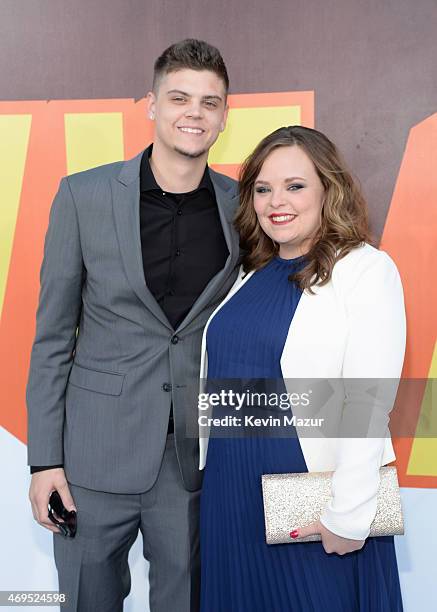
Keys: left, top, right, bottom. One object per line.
{"left": 179, "top": 127, "right": 203, "bottom": 134}
{"left": 271, "top": 215, "right": 295, "bottom": 222}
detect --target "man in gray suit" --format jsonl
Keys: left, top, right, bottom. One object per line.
{"left": 27, "top": 39, "right": 239, "bottom": 612}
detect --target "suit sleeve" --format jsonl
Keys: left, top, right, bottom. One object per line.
{"left": 319, "top": 250, "right": 406, "bottom": 540}
{"left": 26, "top": 177, "right": 85, "bottom": 466}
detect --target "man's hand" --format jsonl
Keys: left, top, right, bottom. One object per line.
{"left": 29, "top": 468, "right": 76, "bottom": 533}
{"left": 290, "top": 520, "right": 365, "bottom": 555}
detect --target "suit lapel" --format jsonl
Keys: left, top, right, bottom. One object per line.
{"left": 210, "top": 167, "right": 240, "bottom": 259}
{"left": 111, "top": 150, "right": 173, "bottom": 330}
{"left": 112, "top": 152, "right": 240, "bottom": 333}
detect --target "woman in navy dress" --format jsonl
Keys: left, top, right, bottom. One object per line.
{"left": 199, "top": 126, "right": 405, "bottom": 611}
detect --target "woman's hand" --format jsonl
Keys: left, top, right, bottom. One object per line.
{"left": 290, "top": 520, "right": 365, "bottom": 555}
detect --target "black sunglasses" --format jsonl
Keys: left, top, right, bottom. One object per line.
{"left": 48, "top": 490, "right": 77, "bottom": 538}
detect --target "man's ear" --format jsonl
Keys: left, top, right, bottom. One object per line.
{"left": 220, "top": 104, "right": 230, "bottom": 132}
{"left": 146, "top": 91, "right": 156, "bottom": 120}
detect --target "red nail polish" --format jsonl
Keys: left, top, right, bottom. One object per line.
{"left": 290, "top": 530, "right": 299, "bottom": 539}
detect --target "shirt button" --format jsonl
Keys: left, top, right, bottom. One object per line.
{"left": 162, "top": 192, "right": 166, "bottom": 196}
{"left": 171, "top": 335, "right": 179, "bottom": 345}
{"left": 175, "top": 249, "right": 181, "bottom": 256}
{"left": 177, "top": 209, "right": 182, "bottom": 216}
{"left": 162, "top": 383, "right": 172, "bottom": 392}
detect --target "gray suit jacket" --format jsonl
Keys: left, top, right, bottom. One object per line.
{"left": 26, "top": 150, "right": 240, "bottom": 493}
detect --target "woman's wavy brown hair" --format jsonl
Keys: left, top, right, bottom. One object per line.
{"left": 235, "top": 126, "right": 372, "bottom": 292}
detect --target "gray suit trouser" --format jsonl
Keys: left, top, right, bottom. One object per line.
{"left": 53, "top": 434, "right": 200, "bottom": 612}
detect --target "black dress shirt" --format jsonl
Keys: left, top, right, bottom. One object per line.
{"left": 140, "top": 144, "right": 228, "bottom": 329}
{"left": 30, "top": 144, "right": 228, "bottom": 473}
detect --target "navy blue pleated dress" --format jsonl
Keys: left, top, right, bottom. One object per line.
{"left": 200, "top": 255, "right": 403, "bottom": 611}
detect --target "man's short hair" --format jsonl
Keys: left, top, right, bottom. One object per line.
{"left": 153, "top": 39, "right": 229, "bottom": 93}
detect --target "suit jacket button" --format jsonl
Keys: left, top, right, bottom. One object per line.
{"left": 171, "top": 335, "right": 179, "bottom": 345}
{"left": 162, "top": 383, "right": 172, "bottom": 392}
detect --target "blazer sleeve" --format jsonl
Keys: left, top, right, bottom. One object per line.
{"left": 319, "top": 249, "right": 406, "bottom": 540}
{"left": 26, "top": 177, "right": 85, "bottom": 466}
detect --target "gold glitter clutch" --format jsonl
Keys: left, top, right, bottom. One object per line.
{"left": 261, "top": 466, "right": 404, "bottom": 544}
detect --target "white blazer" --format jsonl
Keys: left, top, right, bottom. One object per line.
{"left": 198, "top": 243, "right": 406, "bottom": 540}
